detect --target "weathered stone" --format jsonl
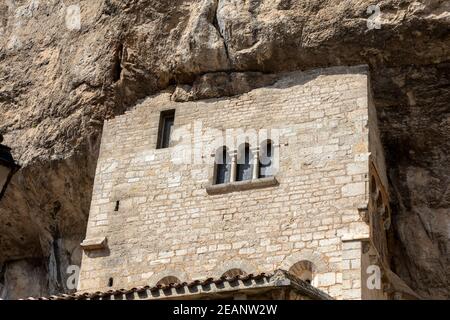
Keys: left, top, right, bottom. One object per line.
{"left": 0, "top": 0, "right": 448, "bottom": 299}
{"left": 77, "top": 67, "right": 391, "bottom": 300}
{"left": 80, "top": 237, "right": 108, "bottom": 251}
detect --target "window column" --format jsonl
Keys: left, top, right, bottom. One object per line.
{"left": 230, "top": 152, "right": 237, "bottom": 183}
{"left": 252, "top": 148, "right": 259, "bottom": 180}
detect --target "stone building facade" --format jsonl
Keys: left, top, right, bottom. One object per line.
{"left": 77, "top": 66, "right": 406, "bottom": 300}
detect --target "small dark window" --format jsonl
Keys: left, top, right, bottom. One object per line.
{"left": 157, "top": 110, "right": 175, "bottom": 149}
{"left": 108, "top": 277, "right": 114, "bottom": 287}
{"left": 236, "top": 143, "right": 253, "bottom": 182}
{"left": 114, "top": 201, "right": 120, "bottom": 212}
{"left": 259, "top": 140, "right": 274, "bottom": 178}
{"left": 215, "top": 147, "right": 231, "bottom": 185}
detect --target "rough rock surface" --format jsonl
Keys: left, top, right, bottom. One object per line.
{"left": 0, "top": 0, "right": 448, "bottom": 299}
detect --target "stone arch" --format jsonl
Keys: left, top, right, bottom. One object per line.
{"left": 156, "top": 276, "right": 181, "bottom": 286}
{"left": 148, "top": 269, "right": 187, "bottom": 286}
{"left": 280, "top": 250, "right": 333, "bottom": 273}
{"left": 281, "top": 250, "right": 337, "bottom": 288}
{"left": 289, "top": 260, "right": 316, "bottom": 285}
{"left": 221, "top": 268, "right": 247, "bottom": 278}
{"left": 215, "top": 260, "right": 258, "bottom": 278}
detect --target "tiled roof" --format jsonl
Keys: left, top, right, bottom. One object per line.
{"left": 24, "top": 269, "right": 332, "bottom": 300}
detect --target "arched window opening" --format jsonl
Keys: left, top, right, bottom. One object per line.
{"left": 376, "top": 191, "right": 383, "bottom": 208}
{"left": 383, "top": 205, "right": 390, "bottom": 229}
{"left": 215, "top": 146, "right": 231, "bottom": 185}
{"left": 289, "top": 260, "right": 316, "bottom": 285}
{"left": 221, "top": 268, "right": 247, "bottom": 279}
{"left": 236, "top": 143, "right": 253, "bottom": 182}
{"left": 259, "top": 140, "right": 274, "bottom": 178}
{"left": 370, "top": 176, "right": 377, "bottom": 196}
{"left": 156, "top": 276, "right": 181, "bottom": 287}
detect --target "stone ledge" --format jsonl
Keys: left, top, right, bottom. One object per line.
{"left": 81, "top": 237, "right": 108, "bottom": 251}
{"left": 206, "top": 176, "right": 279, "bottom": 195}
{"left": 341, "top": 234, "right": 370, "bottom": 242}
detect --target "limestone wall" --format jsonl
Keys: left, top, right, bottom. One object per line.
{"left": 78, "top": 66, "right": 374, "bottom": 299}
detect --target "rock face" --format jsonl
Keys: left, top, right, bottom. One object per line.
{"left": 0, "top": 0, "right": 448, "bottom": 299}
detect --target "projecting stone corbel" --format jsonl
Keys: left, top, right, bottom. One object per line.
{"left": 357, "top": 203, "right": 369, "bottom": 223}
{"left": 80, "top": 237, "right": 108, "bottom": 251}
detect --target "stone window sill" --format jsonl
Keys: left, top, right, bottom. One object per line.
{"left": 81, "top": 237, "right": 108, "bottom": 251}
{"left": 206, "top": 176, "right": 279, "bottom": 195}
